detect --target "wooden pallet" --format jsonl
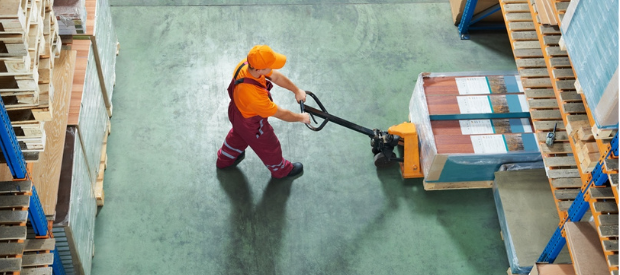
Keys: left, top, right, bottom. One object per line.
{"left": 95, "top": 122, "right": 109, "bottom": 207}
{"left": 0, "top": 179, "right": 32, "bottom": 274}
{"left": 423, "top": 180, "right": 493, "bottom": 191}
{"left": 21, "top": 238, "right": 55, "bottom": 273}
{"left": 0, "top": 0, "right": 29, "bottom": 34}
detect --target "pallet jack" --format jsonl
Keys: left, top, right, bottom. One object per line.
{"left": 300, "top": 92, "right": 424, "bottom": 178}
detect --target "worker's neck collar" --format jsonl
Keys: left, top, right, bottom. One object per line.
{"left": 248, "top": 67, "right": 271, "bottom": 78}
{"left": 248, "top": 68, "right": 262, "bottom": 78}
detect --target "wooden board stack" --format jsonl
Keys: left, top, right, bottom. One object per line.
{"left": 423, "top": 74, "right": 530, "bottom": 120}
{"left": 409, "top": 72, "right": 542, "bottom": 190}
{"left": 0, "top": 0, "right": 62, "bottom": 161}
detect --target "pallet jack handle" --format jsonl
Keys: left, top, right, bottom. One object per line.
{"left": 299, "top": 91, "right": 423, "bottom": 178}
{"left": 300, "top": 92, "right": 376, "bottom": 137}
{"left": 299, "top": 91, "right": 329, "bottom": 132}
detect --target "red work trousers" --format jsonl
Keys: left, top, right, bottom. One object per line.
{"left": 216, "top": 73, "right": 293, "bottom": 178}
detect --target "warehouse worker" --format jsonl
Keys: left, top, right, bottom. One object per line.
{"left": 216, "top": 45, "right": 310, "bottom": 179}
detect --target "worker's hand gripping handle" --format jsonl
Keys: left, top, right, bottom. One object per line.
{"left": 300, "top": 91, "right": 329, "bottom": 131}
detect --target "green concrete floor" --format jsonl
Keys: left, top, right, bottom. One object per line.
{"left": 93, "top": 1, "right": 519, "bottom": 274}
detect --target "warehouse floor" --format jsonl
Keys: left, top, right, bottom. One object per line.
{"left": 92, "top": 1, "right": 520, "bottom": 274}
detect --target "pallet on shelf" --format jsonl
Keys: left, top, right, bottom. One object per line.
{"left": 21, "top": 237, "right": 56, "bottom": 273}
{"left": 0, "top": 179, "right": 30, "bottom": 273}
{"left": 0, "top": 178, "right": 58, "bottom": 274}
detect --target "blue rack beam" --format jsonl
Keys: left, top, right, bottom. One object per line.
{"left": 458, "top": 0, "right": 506, "bottom": 39}
{"left": 538, "top": 133, "right": 619, "bottom": 263}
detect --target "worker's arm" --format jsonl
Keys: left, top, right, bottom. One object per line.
{"left": 272, "top": 106, "right": 310, "bottom": 124}
{"left": 269, "top": 70, "right": 306, "bottom": 103}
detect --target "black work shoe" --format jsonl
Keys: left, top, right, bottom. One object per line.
{"left": 232, "top": 151, "right": 245, "bottom": 167}
{"left": 284, "top": 162, "right": 304, "bottom": 179}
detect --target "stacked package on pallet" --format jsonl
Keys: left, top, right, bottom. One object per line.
{"left": 91, "top": 0, "right": 118, "bottom": 107}
{"left": 561, "top": 0, "right": 619, "bottom": 129}
{"left": 53, "top": 0, "right": 87, "bottom": 35}
{"left": 493, "top": 167, "right": 572, "bottom": 274}
{"left": 71, "top": 40, "right": 108, "bottom": 187}
{"left": 409, "top": 72, "right": 542, "bottom": 189}
{"left": 54, "top": 126, "right": 97, "bottom": 275}
{"left": 0, "top": 0, "right": 62, "bottom": 160}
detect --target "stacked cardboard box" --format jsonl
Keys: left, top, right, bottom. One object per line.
{"left": 53, "top": 0, "right": 87, "bottom": 35}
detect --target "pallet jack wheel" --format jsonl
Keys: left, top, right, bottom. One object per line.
{"left": 374, "top": 152, "right": 395, "bottom": 168}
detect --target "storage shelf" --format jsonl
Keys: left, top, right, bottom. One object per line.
{"left": 500, "top": 0, "right": 619, "bottom": 273}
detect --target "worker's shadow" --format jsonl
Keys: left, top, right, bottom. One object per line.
{"left": 217, "top": 168, "right": 293, "bottom": 275}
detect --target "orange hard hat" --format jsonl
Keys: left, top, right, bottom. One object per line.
{"left": 247, "top": 45, "right": 286, "bottom": 70}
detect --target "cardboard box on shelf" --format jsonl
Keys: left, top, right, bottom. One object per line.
{"left": 450, "top": 0, "right": 505, "bottom": 25}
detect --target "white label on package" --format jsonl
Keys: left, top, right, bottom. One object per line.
{"left": 455, "top": 77, "right": 491, "bottom": 95}
{"left": 520, "top": 118, "right": 533, "bottom": 133}
{"left": 516, "top": 75, "right": 524, "bottom": 92}
{"left": 457, "top": 96, "right": 493, "bottom": 114}
{"left": 471, "top": 135, "right": 508, "bottom": 154}
{"left": 518, "top": 94, "right": 529, "bottom": 112}
{"left": 459, "top": 119, "right": 494, "bottom": 135}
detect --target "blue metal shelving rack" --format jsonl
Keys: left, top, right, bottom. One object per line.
{"left": 538, "top": 133, "right": 619, "bottom": 263}
{"left": 458, "top": 0, "right": 506, "bottom": 39}
{"left": 0, "top": 98, "right": 65, "bottom": 274}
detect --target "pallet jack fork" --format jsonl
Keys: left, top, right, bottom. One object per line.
{"left": 300, "top": 92, "right": 423, "bottom": 178}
